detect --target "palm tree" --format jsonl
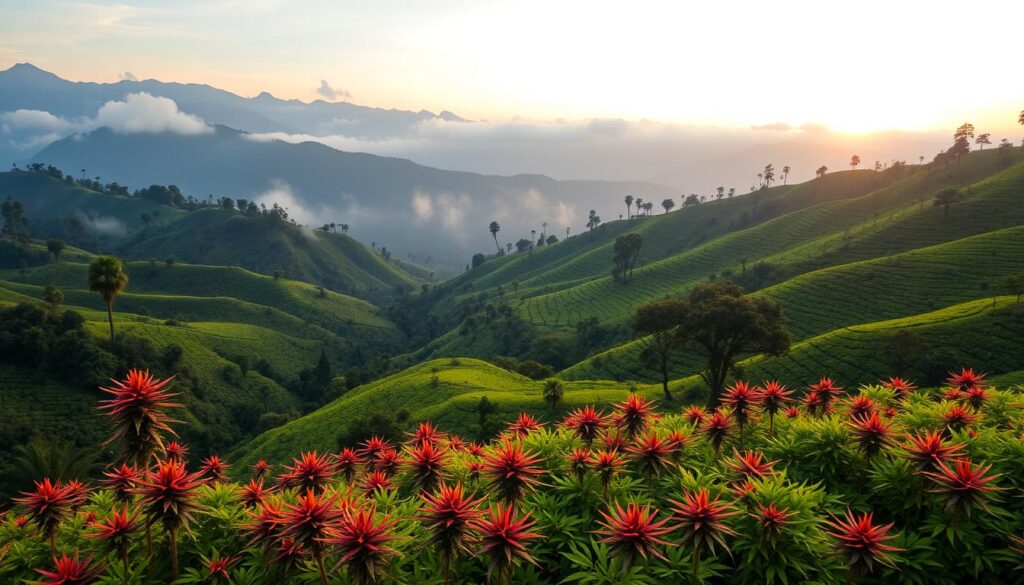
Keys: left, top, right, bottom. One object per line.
{"left": 543, "top": 379, "right": 564, "bottom": 410}
{"left": 782, "top": 165, "right": 791, "bottom": 185}
{"left": 1018, "top": 110, "right": 1023, "bottom": 126}
{"left": 763, "top": 164, "right": 775, "bottom": 187}
{"left": 635, "top": 198, "right": 644, "bottom": 216}
{"left": 88, "top": 256, "right": 128, "bottom": 342}
{"left": 489, "top": 221, "right": 502, "bottom": 254}
{"left": 624, "top": 195, "right": 634, "bottom": 219}
{"left": 919, "top": 156, "right": 925, "bottom": 165}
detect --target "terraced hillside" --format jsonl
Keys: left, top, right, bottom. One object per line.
{"left": 0, "top": 170, "right": 427, "bottom": 300}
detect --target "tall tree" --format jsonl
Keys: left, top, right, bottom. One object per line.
{"left": 727, "top": 187, "right": 735, "bottom": 198}
{"left": 763, "top": 164, "right": 775, "bottom": 187}
{"left": 850, "top": 155, "right": 861, "bottom": 170}
{"left": 1019, "top": 110, "right": 1024, "bottom": 126}
{"left": 489, "top": 221, "right": 502, "bottom": 254}
{"left": 661, "top": 198, "right": 675, "bottom": 214}
{"left": 635, "top": 198, "right": 644, "bottom": 216}
{"left": 933, "top": 188, "right": 961, "bottom": 218}
{"left": 975, "top": 133, "right": 991, "bottom": 150}
{"left": 781, "top": 165, "right": 791, "bottom": 185}
{"left": 88, "top": 256, "right": 128, "bottom": 341}
{"left": 587, "top": 210, "right": 602, "bottom": 231}
{"left": 624, "top": 195, "right": 634, "bottom": 219}
{"left": 612, "top": 233, "right": 643, "bottom": 281}
{"left": 42, "top": 285, "right": 63, "bottom": 313}
{"left": 634, "top": 299, "right": 688, "bottom": 401}
{"left": 675, "top": 282, "right": 790, "bottom": 406}
{"left": 816, "top": 165, "right": 828, "bottom": 178}
{"left": 716, "top": 186, "right": 725, "bottom": 200}
{"left": 46, "top": 239, "right": 65, "bottom": 259}
{"left": 997, "top": 275, "right": 1023, "bottom": 303}
{"left": 542, "top": 379, "right": 564, "bottom": 410}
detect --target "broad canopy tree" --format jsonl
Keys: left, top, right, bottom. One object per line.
{"left": 612, "top": 234, "right": 643, "bottom": 281}
{"left": 635, "top": 282, "right": 790, "bottom": 406}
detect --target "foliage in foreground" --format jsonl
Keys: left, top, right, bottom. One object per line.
{"left": 3, "top": 368, "right": 1024, "bottom": 583}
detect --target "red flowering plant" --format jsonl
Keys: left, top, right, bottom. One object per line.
{"left": 325, "top": 504, "right": 400, "bottom": 585}
{"left": 923, "top": 458, "right": 1003, "bottom": 518}
{"left": 899, "top": 431, "right": 965, "bottom": 472}
{"left": 567, "top": 448, "right": 591, "bottom": 484}
{"left": 374, "top": 448, "right": 400, "bottom": 477}
{"left": 595, "top": 502, "right": 673, "bottom": 570}
{"left": 783, "top": 405, "right": 801, "bottom": 419}
{"left": 481, "top": 438, "right": 544, "bottom": 503}
{"left": 474, "top": 503, "right": 541, "bottom": 585}
{"left": 701, "top": 408, "right": 733, "bottom": 452}
{"left": 942, "top": 404, "right": 977, "bottom": 435}
{"left": 724, "top": 450, "right": 778, "bottom": 481}
{"left": 249, "top": 458, "right": 271, "bottom": 479}
{"left": 358, "top": 436, "right": 393, "bottom": 469}
{"left": 131, "top": 459, "right": 204, "bottom": 579}
{"left": 279, "top": 489, "right": 344, "bottom": 585}
{"left": 34, "top": 552, "right": 104, "bottom": 585}
{"left": 101, "top": 464, "right": 139, "bottom": 503}
{"left": 86, "top": 503, "right": 140, "bottom": 568}
{"left": 334, "top": 447, "right": 362, "bottom": 481}
{"left": 417, "top": 482, "right": 484, "bottom": 582}
{"left": 403, "top": 440, "right": 448, "bottom": 493}
{"left": 362, "top": 469, "right": 394, "bottom": 495}
{"left": 823, "top": 509, "right": 901, "bottom": 577}
{"left": 240, "top": 478, "right": 269, "bottom": 507}
{"left": 99, "top": 369, "right": 180, "bottom": 467}
{"left": 15, "top": 478, "right": 77, "bottom": 554}
{"left": 507, "top": 412, "right": 543, "bottom": 438}
{"left": 613, "top": 394, "right": 655, "bottom": 438}
{"left": 722, "top": 381, "right": 761, "bottom": 446}
{"left": 846, "top": 395, "right": 876, "bottom": 419}
{"left": 947, "top": 368, "right": 986, "bottom": 393}
{"left": 683, "top": 405, "right": 708, "bottom": 427}
{"left": 590, "top": 448, "right": 625, "bottom": 495}
{"left": 626, "top": 430, "right": 676, "bottom": 486}
{"left": 164, "top": 441, "right": 188, "bottom": 463}
{"left": 409, "top": 420, "right": 444, "bottom": 446}
{"left": 199, "top": 455, "right": 230, "bottom": 484}
{"left": 563, "top": 405, "right": 606, "bottom": 446}
{"left": 243, "top": 499, "right": 285, "bottom": 551}
{"left": 881, "top": 377, "right": 917, "bottom": 400}
{"left": 670, "top": 488, "right": 738, "bottom": 582}
{"left": 277, "top": 451, "right": 336, "bottom": 493}
{"left": 757, "top": 380, "right": 793, "bottom": 434}
{"left": 807, "top": 378, "right": 844, "bottom": 416}
{"left": 847, "top": 412, "right": 895, "bottom": 458}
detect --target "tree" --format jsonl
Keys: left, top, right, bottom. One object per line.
{"left": 624, "top": 195, "right": 634, "bottom": 219}
{"left": 471, "top": 253, "right": 487, "bottom": 268}
{"left": 727, "top": 187, "right": 735, "bottom": 198}
{"left": 953, "top": 123, "right": 975, "bottom": 163}
{"left": 763, "top": 164, "right": 775, "bottom": 187}
{"left": 675, "top": 282, "right": 790, "bottom": 406}
{"left": 587, "top": 210, "right": 602, "bottom": 231}
{"left": 815, "top": 165, "right": 828, "bottom": 178}
{"left": 46, "top": 239, "right": 65, "bottom": 259}
{"left": 489, "top": 221, "right": 502, "bottom": 254}
{"left": 881, "top": 330, "right": 927, "bottom": 376}
{"left": 634, "top": 299, "right": 687, "bottom": 401}
{"left": 1019, "top": 110, "right": 1024, "bottom": 126}
{"left": 1, "top": 197, "right": 30, "bottom": 242}
{"left": 782, "top": 165, "right": 791, "bottom": 185}
{"left": 850, "top": 155, "right": 861, "bottom": 170}
{"left": 661, "top": 198, "right": 675, "bottom": 214}
{"left": 997, "top": 275, "right": 1024, "bottom": 303}
{"left": 42, "top": 285, "right": 63, "bottom": 313}
{"left": 975, "top": 133, "right": 991, "bottom": 150}
{"left": 683, "top": 194, "right": 700, "bottom": 207}
{"left": 341, "top": 224, "right": 349, "bottom": 235}
{"left": 88, "top": 256, "right": 128, "bottom": 342}
{"left": 933, "top": 188, "right": 961, "bottom": 218}
{"left": 612, "top": 234, "right": 643, "bottom": 281}
{"left": 716, "top": 186, "right": 725, "bottom": 200}
{"left": 542, "top": 379, "right": 564, "bottom": 410}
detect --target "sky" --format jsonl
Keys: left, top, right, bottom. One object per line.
{"left": 1, "top": 0, "right": 1022, "bottom": 135}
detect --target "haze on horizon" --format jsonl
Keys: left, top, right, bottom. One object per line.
{"left": 1, "top": 0, "right": 1021, "bottom": 136}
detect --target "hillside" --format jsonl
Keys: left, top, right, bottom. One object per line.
{"left": 0, "top": 170, "right": 426, "bottom": 299}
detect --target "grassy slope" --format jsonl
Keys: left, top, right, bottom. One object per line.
{"left": 244, "top": 295, "right": 1024, "bottom": 464}
{"left": 562, "top": 225, "right": 1024, "bottom": 381}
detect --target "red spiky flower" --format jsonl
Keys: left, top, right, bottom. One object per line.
{"left": 278, "top": 451, "right": 336, "bottom": 492}
{"left": 374, "top": 449, "right": 400, "bottom": 477}
{"left": 923, "top": 458, "right": 1003, "bottom": 517}
{"left": 595, "top": 502, "right": 673, "bottom": 569}
{"left": 446, "top": 435, "right": 468, "bottom": 452}
{"left": 132, "top": 459, "right": 205, "bottom": 578}
{"left": 99, "top": 369, "right": 180, "bottom": 467}
{"left": 702, "top": 409, "right": 733, "bottom": 452}
{"left": 358, "top": 436, "right": 393, "bottom": 467}
{"left": 751, "top": 503, "right": 793, "bottom": 539}
{"left": 274, "top": 536, "right": 306, "bottom": 574}
{"left": 881, "top": 377, "right": 917, "bottom": 400}
{"left": 244, "top": 499, "right": 284, "bottom": 549}
{"left": 683, "top": 405, "right": 708, "bottom": 426}
{"left": 102, "top": 464, "right": 139, "bottom": 503}
{"left": 62, "top": 480, "right": 89, "bottom": 511}
{"left": 808, "top": 378, "right": 844, "bottom": 415}
{"left": 280, "top": 489, "right": 344, "bottom": 584}
{"left": 241, "top": 478, "right": 270, "bottom": 507}
{"left": 203, "top": 554, "right": 239, "bottom": 583}
{"left": 847, "top": 412, "right": 895, "bottom": 458}
{"left": 669, "top": 489, "right": 738, "bottom": 559}
{"left": 164, "top": 441, "right": 188, "bottom": 463}
{"left": 567, "top": 448, "right": 591, "bottom": 484}
{"left": 86, "top": 503, "right": 140, "bottom": 565}
{"left": 803, "top": 389, "right": 822, "bottom": 416}
{"left": 601, "top": 429, "right": 627, "bottom": 453}
{"left": 724, "top": 450, "right": 778, "bottom": 479}
{"left": 409, "top": 420, "right": 444, "bottom": 446}
{"left": 590, "top": 449, "right": 625, "bottom": 492}
{"left": 403, "top": 440, "right": 448, "bottom": 493}
{"left": 732, "top": 480, "right": 758, "bottom": 500}
{"left": 466, "top": 460, "right": 485, "bottom": 483}
{"left": 474, "top": 503, "right": 541, "bottom": 582}
{"left": 947, "top": 368, "right": 986, "bottom": 392}
{"left": 34, "top": 552, "right": 103, "bottom": 585}
{"left": 507, "top": 412, "right": 543, "bottom": 438}
{"left": 481, "top": 439, "right": 544, "bottom": 503}
{"left": 964, "top": 386, "right": 989, "bottom": 410}
{"left": 467, "top": 443, "right": 485, "bottom": 458}
{"left": 899, "top": 431, "right": 965, "bottom": 471}
{"left": 362, "top": 469, "right": 394, "bottom": 495}
{"left": 784, "top": 406, "right": 801, "bottom": 419}
{"left": 942, "top": 404, "right": 977, "bottom": 433}
{"left": 418, "top": 482, "right": 484, "bottom": 580}
{"left": 326, "top": 505, "right": 400, "bottom": 585}
{"left": 334, "top": 448, "right": 362, "bottom": 480}
{"left": 757, "top": 381, "right": 793, "bottom": 433}
{"left": 626, "top": 430, "right": 676, "bottom": 481}
{"left": 722, "top": 381, "right": 760, "bottom": 444}
{"left": 200, "top": 455, "right": 230, "bottom": 483}
{"left": 824, "top": 509, "right": 901, "bottom": 575}
{"left": 250, "top": 458, "right": 271, "bottom": 479}
{"left": 15, "top": 478, "right": 76, "bottom": 553}
{"left": 847, "top": 395, "right": 876, "bottom": 419}
{"left": 613, "top": 394, "right": 655, "bottom": 437}
{"left": 665, "top": 429, "right": 690, "bottom": 457}
{"left": 563, "top": 406, "right": 606, "bottom": 445}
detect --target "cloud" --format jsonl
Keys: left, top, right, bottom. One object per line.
{"left": 410, "top": 191, "right": 433, "bottom": 222}
{"left": 751, "top": 122, "right": 795, "bottom": 132}
{"left": 118, "top": 71, "right": 138, "bottom": 81}
{"left": 76, "top": 212, "right": 126, "bottom": 237}
{"left": 409, "top": 190, "right": 471, "bottom": 234}
{"left": 316, "top": 79, "right": 351, "bottom": 101}
{"left": 252, "top": 178, "right": 336, "bottom": 226}
{"left": 95, "top": 92, "right": 212, "bottom": 135}
{"left": 0, "top": 109, "right": 77, "bottom": 133}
